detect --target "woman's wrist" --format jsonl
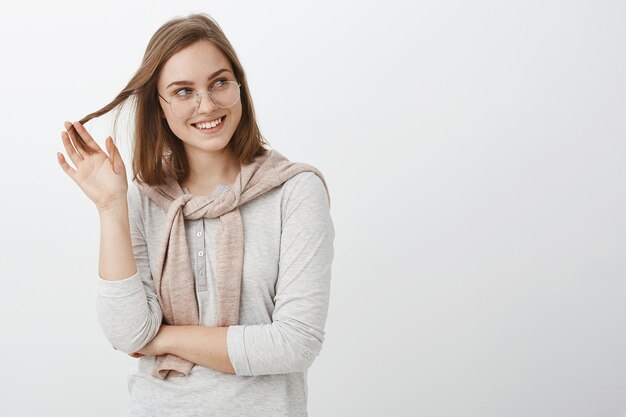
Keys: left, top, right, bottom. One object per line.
{"left": 97, "top": 196, "right": 129, "bottom": 216}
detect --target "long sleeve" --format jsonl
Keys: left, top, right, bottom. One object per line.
{"left": 96, "top": 185, "right": 163, "bottom": 354}
{"left": 227, "top": 172, "right": 335, "bottom": 376}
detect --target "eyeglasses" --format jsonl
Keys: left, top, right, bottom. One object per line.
{"left": 158, "top": 80, "right": 242, "bottom": 119}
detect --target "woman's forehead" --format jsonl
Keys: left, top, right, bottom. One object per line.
{"left": 160, "top": 40, "right": 232, "bottom": 84}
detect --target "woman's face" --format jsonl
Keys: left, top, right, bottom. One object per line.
{"left": 157, "top": 40, "right": 242, "bottom": 157}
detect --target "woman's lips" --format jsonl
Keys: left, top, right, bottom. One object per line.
{"left": 192, "top": 116, "right": 225, "bottom": 134}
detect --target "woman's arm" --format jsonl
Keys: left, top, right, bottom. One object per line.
{"left": 98, "top": 202, "right": 137, "bottom": 280}
{"left": 166, "top": 326, "right": 235, "bottom": 374}
{"left": 96, "top": 184, "right": 164, "bottom": 353}
{"left": 225, "top": 172, "right": 335, "bottom": 376}
{"left": 59, "top": 121, "right": 162, "bottom": 353}
{"left": 139, "top": 325, "right": 235, "bottom": 374}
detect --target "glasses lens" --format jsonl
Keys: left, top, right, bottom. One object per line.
{"left": 170, "top": 94, "right": 197, "bottom": 118}
{"left": 212, "top": 81, "right": 241, "bottom": 108}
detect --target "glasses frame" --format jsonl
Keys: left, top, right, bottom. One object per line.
{"left": 158, "top": 81, "right": 242, "bottom": 119}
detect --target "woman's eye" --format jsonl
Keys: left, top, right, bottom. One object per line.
{"left": 213, "top": 79, "right": 228, "bottom": 89}
{"left": 175, "top": 88, "right": 193, "bottom": 96}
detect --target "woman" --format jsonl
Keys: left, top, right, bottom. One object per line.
{"left": 57, "top": 13, "right": 334, "bottom": 416}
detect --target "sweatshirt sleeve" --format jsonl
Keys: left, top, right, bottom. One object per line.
{"left": 226, "top": 172, "right": 335, "bottom": 376}
{"left": 95, "top": 184, "right": 163, "bottom": 354}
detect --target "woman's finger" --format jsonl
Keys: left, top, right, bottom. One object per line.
{"left": 104, "top": 136, "right": 118, "bottom": 175}
{"left": 107, "top": 136, "right": 125, "bottom": 175}
{"left": 61, "top": 130, "right": 84, "bottom": 167}
{"left": 72, "top": 121, "right": 101, "bottom": 153}
{"left": 57, "top": 152, "right": 77, "bottom": 179}
{"left": 63, "top": 122, "right": 86, "bottom": 160}
{"left": 112, "top": 138, "right": 126, "bottom": 174}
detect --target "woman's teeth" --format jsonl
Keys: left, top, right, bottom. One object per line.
{"left": 195, "top": 117, "right": 223, "bottom": 129}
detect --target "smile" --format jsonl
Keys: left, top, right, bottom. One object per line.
{"left": 192, "top": 116, "right": 225, "bottom": 131}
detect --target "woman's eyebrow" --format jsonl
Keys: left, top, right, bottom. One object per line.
{"left": 166, "top": 68, "right": 232, "bottom": 89}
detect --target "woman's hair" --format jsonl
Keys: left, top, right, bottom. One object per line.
{"left": 71, "top": 13, "right": 268, "bottom": 185}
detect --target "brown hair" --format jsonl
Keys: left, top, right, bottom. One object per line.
{"left": 70, "top": 13, "right": 268, "bottom": 185}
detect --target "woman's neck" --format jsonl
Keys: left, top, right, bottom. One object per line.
{"left": 181, "top": 149, "right": 241, "bottom": 195}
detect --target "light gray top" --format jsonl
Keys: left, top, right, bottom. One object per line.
{"left": 96, "top": 171, "right": 335, "bottom": 417}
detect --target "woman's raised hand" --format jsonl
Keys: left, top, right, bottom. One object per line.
{"left": 57, "top": 121, "right": 128, "bottom": 212}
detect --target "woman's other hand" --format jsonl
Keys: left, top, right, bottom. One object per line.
{"left": 57, "top": 121, "right": 128, "bottom": 211}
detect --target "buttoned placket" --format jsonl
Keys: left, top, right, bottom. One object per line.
{"left": 195, "top": 218, "right": 208, "bottom": 292}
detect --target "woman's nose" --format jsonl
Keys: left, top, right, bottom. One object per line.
{"left": 197, "top": 91, "right": 218, "bottom": 114}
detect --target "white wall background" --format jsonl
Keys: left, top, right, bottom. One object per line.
{"left": 0, "top": 1, "right": 625, "bottom": 416}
